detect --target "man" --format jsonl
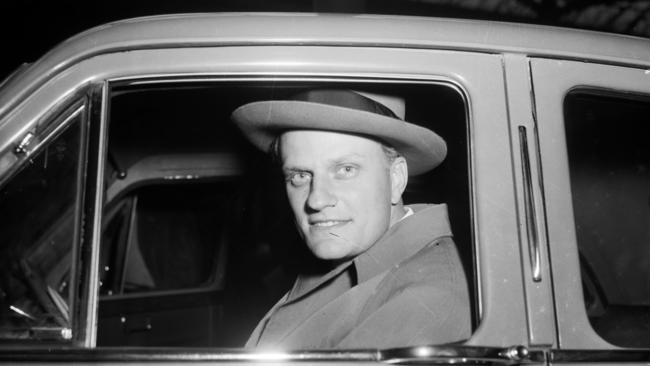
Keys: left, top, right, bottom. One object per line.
{"left": 231, "top": 89, "right": 470, "bottom": 349}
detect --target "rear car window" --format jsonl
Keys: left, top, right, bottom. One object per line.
{"left": 564, "top": 91, "right": 650, "bottom": 348}
{"left": 100, "top": 183, "right": 227, "bottom": 295}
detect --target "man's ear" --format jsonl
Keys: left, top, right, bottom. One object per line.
{"left": 390, "top": 157, "right": 408, "bottom": 205}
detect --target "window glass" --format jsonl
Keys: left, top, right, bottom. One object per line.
{"left": 98, "top": 81, "right": 472, "bottom": 347}
{"left": 103, "top": 183, "right": 227, "bottom": 295}
{"left": 0, "top": 111, "right": 83, "bottom": 341}
{"left": 98, "top": 199, "right": 131, "bottom": 296}
{"left": 565, "top": 91, "right": 650, "bottom": 348}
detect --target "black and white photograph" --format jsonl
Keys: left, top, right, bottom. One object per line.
{"left": 0, "top": 1, "right": 649, "bottom": 365}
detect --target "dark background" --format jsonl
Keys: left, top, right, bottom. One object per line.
{"left": 1, "top": 0, "right": 650, "bottom": 81}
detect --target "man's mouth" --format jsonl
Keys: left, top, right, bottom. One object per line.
{"left": 309, "top": 219, "right": 351, "bottom": 228}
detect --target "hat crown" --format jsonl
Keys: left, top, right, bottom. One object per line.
{"left": 354, "top": 91, "right": 405, "bottom": 120}
{"left": 292, "top": 89, "right": 402, "bottom": 120}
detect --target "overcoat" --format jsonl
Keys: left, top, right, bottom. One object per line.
{"left": 247, "top": 204, "right": 471, "bottom": 349}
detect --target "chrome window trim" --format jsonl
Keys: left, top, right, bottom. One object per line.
{"left": 85, "top": 82, "right": 108, "bottom": 347}
{"left": 0, "top": 345, "right": 546, "bottom": 364}
{"left": 109, "top": 75, "right": 469, "bottom": 88}
{"left": 4, "top": 345, "right": 650, "bottom": 364}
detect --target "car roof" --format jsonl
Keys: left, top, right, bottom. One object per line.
{"left": 2, "top": 12, "right": 650, "bottom": 119}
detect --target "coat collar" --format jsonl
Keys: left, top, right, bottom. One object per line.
{"left": 354, "top": 203, "right": 452, "bottom": 282}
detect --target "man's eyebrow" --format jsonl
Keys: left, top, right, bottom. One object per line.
{"left": 330, "top": 153, "right": 365, "bottom": 164}
{"left": 282, "top": 153, "right": 366, "bottom": 172}
{"left": 282, "top": 165, "right": 310, "bottom": 173}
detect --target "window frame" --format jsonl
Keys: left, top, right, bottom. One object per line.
{"left": 103, "top": 75, "right": 485, "bottom": 349}
{"left": 95, "top": 44, "right": 512, "bottom": 348}
{"left": 0, "top": 86, "right": 102, "bottom": 346}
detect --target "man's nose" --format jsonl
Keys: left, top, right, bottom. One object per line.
{"left": 306, "top": 176, "right": 337, "bottom": 211}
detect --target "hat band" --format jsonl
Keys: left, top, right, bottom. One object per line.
{"left": 292, "top": 89, "right": 399, "bottom": 120}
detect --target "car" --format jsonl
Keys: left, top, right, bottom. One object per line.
{"left": 0, "top": 12, "right": 649, "bottom": 365}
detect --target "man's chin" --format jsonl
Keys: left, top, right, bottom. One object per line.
{"left": 306, "top": 238, "right": 354, "bottom": 261}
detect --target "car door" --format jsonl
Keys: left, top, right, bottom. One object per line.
{"left": 531, "top": 58, "right": 650, "bottom": 363}
{"left": 93, "top": 43, "right": 529, "bottom": 352}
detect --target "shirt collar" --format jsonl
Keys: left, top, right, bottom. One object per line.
{"left": 399, "top": 206, "right": 414, "bottom": 221}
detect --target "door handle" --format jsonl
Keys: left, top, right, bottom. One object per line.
{"left": 519, "top": 126, "right": 542, "bottom": 282}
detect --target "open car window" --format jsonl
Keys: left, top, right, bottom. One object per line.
{"left": 96, "top": 80, "right": 474, "bottom": 347}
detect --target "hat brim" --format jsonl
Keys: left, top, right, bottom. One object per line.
{"left": 231, "top": 100, "right": 447, "bottom": 175}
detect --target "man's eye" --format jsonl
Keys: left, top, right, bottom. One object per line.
{"left": 289, "top": 172, "right": 311, "bottom": 186}
{"left": 335, "top": 165, "right": 358, "bottom": 178}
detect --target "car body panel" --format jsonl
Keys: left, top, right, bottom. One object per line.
{"left": 2, "top": 13, "right": 650, "bottom": 122}
{"left": 501, "top": 53, "right": 556, "bottom": 347}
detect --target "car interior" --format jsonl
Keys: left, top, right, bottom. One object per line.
{"left": 564, "top": 90, "right": 650, "bottom": 348}
{"left": 95, "top": 80, "right": 474, "bottom": 347}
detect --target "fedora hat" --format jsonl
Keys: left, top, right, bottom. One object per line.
{"left": 231, "top": 89, "right": 447, "bottom": 175}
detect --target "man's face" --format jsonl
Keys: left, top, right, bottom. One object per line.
{"left": 280, "top": 130, "right": 398, "bottom": 261}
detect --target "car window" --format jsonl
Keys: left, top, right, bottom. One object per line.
{"left": 0, "top": 106, "right": 84, "bottom": 342}
{"left": 100, "top": 183, "right": 229, "bottom": 296}
{"left": 564, "top": 90, "right": 650, "bottom": 348}
{"left": 96, "top": 80, "right": 473, "bottom": 347}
